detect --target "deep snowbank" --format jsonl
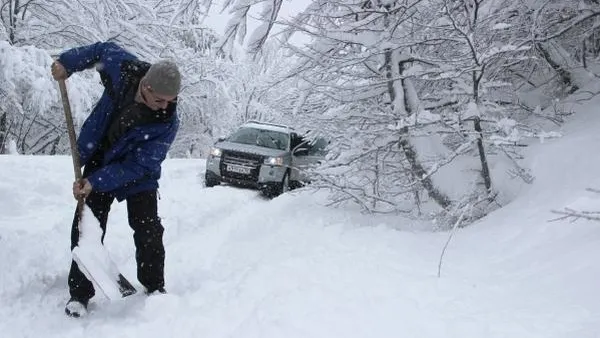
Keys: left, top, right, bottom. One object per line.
{"left": 0, "top": 94, "right": 598, "bottom": 337}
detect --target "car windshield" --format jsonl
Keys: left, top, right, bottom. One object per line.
{"left": 227, "top": 127, "right": 289, "bottom": 151}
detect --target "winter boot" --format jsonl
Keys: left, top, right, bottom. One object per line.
{"left": 65, "top": 298, "right": 89, "bottom": 318}
{"left": 145, "top": 287, "right": 167, "bottom": 296}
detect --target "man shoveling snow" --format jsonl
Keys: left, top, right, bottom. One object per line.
{"left": 51, "top": 42, "right": 181, "bottom": 317}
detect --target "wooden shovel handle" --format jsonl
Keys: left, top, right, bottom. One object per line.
{"left": 58, "top": 79, "right": 85, "bottom": 213}
{"left": 58, "top": 79, "right": 82, "bottom": 181}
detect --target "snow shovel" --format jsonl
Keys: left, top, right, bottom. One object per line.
{"left": 58, "top": 79, "right": 137, "bottom": 299}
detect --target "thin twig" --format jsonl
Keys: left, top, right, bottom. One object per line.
{"left": 437, "top": 210, "right": 467, "bottom": 278}
{"left": 550, "top": 208, "right": 600, "bottom": 222}
{"left": 548, "top": 188, "right": 600, "bottom": 222}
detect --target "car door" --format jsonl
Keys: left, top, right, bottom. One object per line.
{"left": 291, "top": 137, "right": 327, "bottom": 183}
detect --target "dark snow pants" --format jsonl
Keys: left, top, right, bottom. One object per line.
{"left": 68, "top": 162, "right": 165, "bottom": 302}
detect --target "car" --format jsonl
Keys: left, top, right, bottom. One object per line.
{"left": 204, "top": 121, "right": 327, "bottom": 198}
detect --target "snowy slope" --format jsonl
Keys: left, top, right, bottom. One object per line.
{"left": 1, "top": 98, "right": 599, "bottom": 337}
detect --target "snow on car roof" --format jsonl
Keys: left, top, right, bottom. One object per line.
{"left": 242, "top": 121, "right": 294, "bottom": 134}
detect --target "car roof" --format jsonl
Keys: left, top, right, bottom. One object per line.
{"left": 242, "top": 121, "right": 294, "bottom": 134}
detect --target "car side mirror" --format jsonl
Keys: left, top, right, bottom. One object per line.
{"left": 293, "top": 147, "right": 309, "bottom": 156}
{"left": 217, "top": 136, "right": 226, "bottom": 142}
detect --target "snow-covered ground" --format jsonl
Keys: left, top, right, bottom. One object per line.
{"left": 1, "top": 99, "right": 599, "bottom": 337}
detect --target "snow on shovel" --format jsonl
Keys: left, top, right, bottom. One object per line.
{"left": 57, "top": 79, "right": 136, "bottom": 300}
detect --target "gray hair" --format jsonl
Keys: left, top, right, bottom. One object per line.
{"left": 144, "top": 60, "right": 181, "bottom": 96}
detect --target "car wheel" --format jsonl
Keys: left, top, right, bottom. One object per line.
{"left": 204, "top": 173, "right": 220, "bottom": 188}
{"left": 289, "top": 180, "right": 305, "bottom": 190}
{"left": 262, "top": 171, "right": 290, "bottom": 198}
{"left": 281, "top": 171, "right": 290, "bottom": 194}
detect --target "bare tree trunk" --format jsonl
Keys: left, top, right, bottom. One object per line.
{"left": 472, "top": 70, "right": 492, "bottom": 194}
{"left": 384, "top": 48, "right": 452, "bottom": 210}
{"left": 0, "top": 112, "right": 7, "bottom": 154}
{"left": 403, "top": 59, "right": 451, "bottom": 209}
{"left": 384, "top": 49, "right": 395, "bottom": 103}
{"left": 50, "top": 136, "right": 60, "bottom": 155}
{"left": 399, "top": 126, "right": 452, "bottom": 209}
{"left": 473, "top": 116, "right": 492, "bottom": 193}
{"left": 7, "top": 0, "right": 17, "bottom": 44}
{"left": 536, "top": 42, "right": 579, "bottom": 94}
{"left": 582, "top": 39, "right": 588, "bottom": 69}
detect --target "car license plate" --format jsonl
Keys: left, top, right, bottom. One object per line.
{"left": 226, "top": 164, "right": 251, "bottom": 174}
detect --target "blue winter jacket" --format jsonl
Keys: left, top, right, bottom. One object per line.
{"left": 58, "top": 42, "right": 179, "bottom": 201}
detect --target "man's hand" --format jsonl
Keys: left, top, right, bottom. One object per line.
{"left": 51, "top": 61, "right": 68, "bottom": 81}
{"left": 73, "top": 179, "right": 93, "bottom": 200}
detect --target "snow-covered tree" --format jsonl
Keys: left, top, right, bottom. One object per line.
{"left": 529, "top": 0, "right": 600, "bottom": 94}
{"left": 0, "top": 41, "right": 99, "bottom": 155}
{"left": 415, "top": 0, "right": 535, "bottom": 199}
{"left": 269, "top": 0, "right": 459, "bottom": 215}
{"left": 262, "top": 0, "right": 568, "bottom": 221}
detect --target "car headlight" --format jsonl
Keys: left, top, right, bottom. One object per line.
{"left": 210, "top": 147, "right": 222, "bottom": 157}
{"left": 264, "top": 156, "right": 284, "bottom": 166}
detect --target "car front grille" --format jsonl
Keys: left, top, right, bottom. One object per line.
{"left": 220, "top": 150, "right": 263, "bottom": 181}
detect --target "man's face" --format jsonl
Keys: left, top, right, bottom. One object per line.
{"left": 140, "top": 79, "right": 177, "bottom": 111}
